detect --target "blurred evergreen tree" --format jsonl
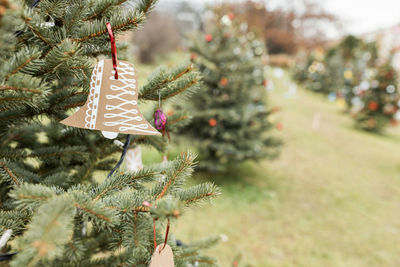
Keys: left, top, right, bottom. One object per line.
{"left": 352, "top": 61, "right": 399, "bottom": 132}
{"left": 183, "top": 11, "right": 281, "bottom": 172}
{"left": 0, "top": 0, "right": 220, "bottom": 266}
{"left": 293, "top": 35, "right": 378, "bottom": 96}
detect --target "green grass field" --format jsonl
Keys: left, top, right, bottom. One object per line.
{"left": 138, "top": 55, "right": 400, "bottom": 266}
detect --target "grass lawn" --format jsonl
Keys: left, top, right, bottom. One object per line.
{"left": 138, "top": 55, "right": 400, "bottom": 266}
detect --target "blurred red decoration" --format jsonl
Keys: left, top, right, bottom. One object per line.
{"left": 209, "top": 118, "right": 217, "bottom": 127}
{"left": 368, "top": 101, "right": 378, "bottom": 111}
{"left": 263, "top": 80, "right": 268, "bottom": 87}
{"left": 271, "top": 106, "right": 280, "bottom": 113}
{"left": 219, "top": 77, "right": 228, "bottom": 86}
{"left": 390, "top": 119, "right": 398, "bottom": 126}
{"left": 233, "top": 261, "right": 238, "bottom": 267}
{"left": 205, "top": 34, "right": 213, "bottom": 42}
{"left": 228, "top": 13, "right": 235, "bottom": 20}
{"left": 276, "top": 123, "right": 283, "bottom": 131}
{"left": 190, "top": 53, "right": 197, "bottom": 61}
{"left": 385, "top": 71, "right": 394, "bottom": 80}
{"left": 223, "top": 32, "right": 231, "bottom": 38}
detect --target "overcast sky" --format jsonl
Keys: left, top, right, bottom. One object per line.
{"left": 323, "top": 0, "right": 400, "bottom": 35}
{"left": 186, "top": 0, "right": 400, "bottom": 36}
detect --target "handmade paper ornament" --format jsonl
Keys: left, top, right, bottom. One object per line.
{"left": 125, "top": 146, "right": 143, "bottom": 172}
{"left": 149, "top": 244, "right": 174, "bottom": 267}
{"left": 61, "top": 59, "right": 161, "bottom": 139}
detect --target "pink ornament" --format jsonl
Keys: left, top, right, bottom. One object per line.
{"left": 154, "top": 108, "right": 167, "bottom": 131}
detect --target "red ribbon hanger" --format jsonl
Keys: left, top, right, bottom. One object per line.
{"left": 106, "top": 22, "right": 118, "bottom": 80}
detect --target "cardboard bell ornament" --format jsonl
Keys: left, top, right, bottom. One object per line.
{"left": 60, "top": 58, "right": 161, "bottom": 139}
{"left": 61, "top": 22, "right": 160, "bottom": 139}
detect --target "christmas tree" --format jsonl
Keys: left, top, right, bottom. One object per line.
{"left": 352, "top": 61, "right": 399, "bottom": 132}
{"left": 0, "top": 0, "right": 220, "bottom": 266}
{"left": 184, "top": 11, "right": 281, "bottom": 172}
{"left": 294, "top": 36, "right": 378, "bottom": 98}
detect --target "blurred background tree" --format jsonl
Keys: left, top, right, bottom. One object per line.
{"left": 352, "top": 60, "right": 399, "bottom": 132}
{"left": 181, "top": 9, "right": 281, "bottom": 172}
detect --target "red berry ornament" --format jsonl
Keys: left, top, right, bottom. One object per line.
{"left": 219, "top": 77, "right": 228, "bottom": 86}
{"left": 209, "top": 118, "right": 217, "bottom": 127}
{"left": 205, "top": 34, "right": 213, "bottom": 42}
{"left": 368, "top": 101, "right": 378, "bottom": 111}
{"left": 190, "top": 53, "right": 197, "bottom": 61}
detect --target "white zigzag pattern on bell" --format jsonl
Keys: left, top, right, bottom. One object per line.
{"left": 103, "top": 61, "right": 155, "bottom": 134}
{"left": 85, "top": 60, "right": 104, "bottom": 129}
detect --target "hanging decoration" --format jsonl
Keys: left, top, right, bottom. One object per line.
{"left": 154, "top": 90, "right": 170, "bottom": 139}
{"left": 60, "top": 23, "right": 160, "bottom": 139}
{"left": 149, "top": 243, "right": 174, "bottom": 267}
{"left": 60, "top": 22, "right": 161, "bottom": 179}
{"left": 142, "top": 201, "right": 174, "bottom": 267}
{"left": 125, "top": 146, "right": 144, "bottom": 172}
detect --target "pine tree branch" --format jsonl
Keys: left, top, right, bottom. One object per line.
{"left": 107, "top": 205, "right": 150, "bottom": 213}
{"left": 4, "top": 55, "right": 37, "bottom": 81}
{"left": 168, "top": 115, "right": 189, "bottom": 125}
{"left": 0, "top": 86, "right": 42, "bottom": 94}
{"left": 74, "top": 203, "right": 111, "bottom": 223}
{"left": 0, "top": 96, "right": 34, "bottom": 104}
{"left": 139, "top": 0, "right": 158, "bottom": 14}
{"left": 156, "top": 152, "right": 193, "bottom": 200}
{"left": 10, "top": 196, "right": 76, "bottom": 267}
{"left": 184, "top": 192, "right": 216, "bottom": 205}
{"left": 83, "top": 0, "right": 128, "bottom": 21}
{"left": 26, "top": 23, "right": 54, "bottom": 47}
{"left": 133, "top": 212, "right": 139, "bottom": 247}
{"left": 0, "top": 160, "right": 21, "bottom": 186}
{"left": 139, "top": 64, "right": 194, "bottom": 99}
{"left": 92, "top": 167, "right": 158, "bottom": 201}
{"left": 72, "top": 12, "right": 144, "bottom": 43}
{"left": 166, "top": 78, "right": 198, "bottom": 99}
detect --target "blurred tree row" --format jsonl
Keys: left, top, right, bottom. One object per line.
{"left": 293, "top": 35, "right": 399, "bottom": 133}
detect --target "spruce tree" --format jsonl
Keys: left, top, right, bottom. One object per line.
{"left": 294, "top": 35, "right": 378, "bottom": 99}
{"left": 0, "top": 0, "right": 220, "bottom": 266}
{"left": 352, "top": 61, "right": 399, "bottom": 132}
{"left": 184, "top": 11, "right": 281, "bottom": 172}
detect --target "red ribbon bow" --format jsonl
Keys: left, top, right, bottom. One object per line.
{"left": 106, "top": 22, "right": 118, "bottom": 80}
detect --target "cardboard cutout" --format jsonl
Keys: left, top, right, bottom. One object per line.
{"left": 61, "top": 59, "right": 161, "bottom": 138}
